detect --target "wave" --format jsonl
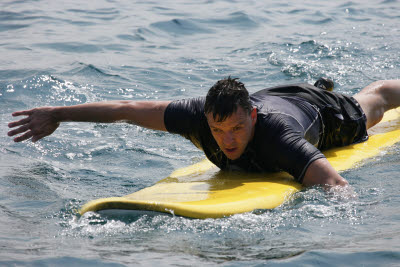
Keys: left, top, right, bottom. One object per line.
{"left": 135, "top": 11, "right": 259, "bottom": 40}
{"left": 151, "top": 18, "right": 213, "bottom": 36}
{"left": 0, "top": 23, "right": 29, "bottom": 32}
{"left": 64, "top": 62, "right": 129, "bottom": 81}
{"left": 117, "top": 34, "right": 146, "bottom": 42}
{"left": 66, "top": 8, "right": 120, "bottom": 16}
{"left": 207, "top": 11, "right": 260, "bottom": 28}
{"left": 34, "top": 42, "right": 102, "bottom": 53}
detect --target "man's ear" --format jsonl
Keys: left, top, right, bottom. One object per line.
{"left": 251, "top": 108, "right": 257, "bottom": 125}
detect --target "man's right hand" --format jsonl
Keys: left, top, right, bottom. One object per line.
{"left": 8, "top": 107, "right": 60, "bottom": 142}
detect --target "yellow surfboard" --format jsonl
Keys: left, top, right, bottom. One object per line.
{"left": 80, "top": 108, "right": 400, "bottom": 219}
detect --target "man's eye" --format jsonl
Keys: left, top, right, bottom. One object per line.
{"left": 212, "top": 128, "right": 221, "bottom": 133}
{"left": 233, "top": 126, "right": 242, "bottom": 131}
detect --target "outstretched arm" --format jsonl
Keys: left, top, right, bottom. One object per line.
{"left": 8, "top": 100, "right": 171, "bottom": 142}
{"left": 302, "top": 158, "right": 348, "bottom": 188}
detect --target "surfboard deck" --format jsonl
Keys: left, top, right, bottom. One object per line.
{"left": 79, "top": 108, "right": 400, "bottom": 219}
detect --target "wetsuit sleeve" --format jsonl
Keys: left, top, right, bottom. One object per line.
{"left": 164, "top": 97, "right": 207, "bottom": 147}
{"left": 257, "top": 114, "right": 325, "bottom": 182}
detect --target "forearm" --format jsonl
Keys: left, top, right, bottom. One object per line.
{"left": 302, "top": 158, "right": 348, "bottom": 188}
{"left": 52, "top": 100, "right": 171, "bottom": 131}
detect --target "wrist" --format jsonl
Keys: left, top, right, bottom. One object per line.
{"left": 50, "top": 106, "right": 67, "bottom": 122}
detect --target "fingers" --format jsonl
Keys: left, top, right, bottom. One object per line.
{"left": 8, "top": 124, "right": 30, "bottom": 137}
{"left": 13, "top": 130, "right": 33, "bottom": 143}
{"left": 12, "top": 109, "right": 34, "bottom": 117}
{"left": 8, "top": 125, "right": 48, "bottom": 142}
{"left": 8, "top": 109, "right": 34, "bottom": 142}
{"left": 8, "top": 107, "right": 58, "bottom": 142}
{"left": 8, "top": 109, "right": 32, "bottom": 129}
{"left": 8, "top": 117, "right": 31, "bottom": 128}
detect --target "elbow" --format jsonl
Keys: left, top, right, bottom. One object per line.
{"left": 113, "top": 101, "right": 139, "bottom": 121}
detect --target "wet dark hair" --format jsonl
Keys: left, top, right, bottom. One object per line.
{"left": 204, "top": 77, "right": 253, "bottom": 122}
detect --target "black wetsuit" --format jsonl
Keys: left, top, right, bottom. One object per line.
{"left": 164, "top": 83, "right": 367, "bottom": 182}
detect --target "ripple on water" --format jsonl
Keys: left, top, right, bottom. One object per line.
{"left": 151, "top": 18, "right": 213, "bottom": 36}
{"left": 34, "top": 42, "right": 102, "bottom": 53}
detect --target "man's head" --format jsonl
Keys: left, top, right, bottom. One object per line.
{"left": 204, "top": 77, "right": 253, "bottom": 121}
{"left": 204, "top": 77, "right": 257, "bottom": 160}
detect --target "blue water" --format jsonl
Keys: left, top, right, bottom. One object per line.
{"left": 1, "top": 0, "right": 400, "bottom": 266}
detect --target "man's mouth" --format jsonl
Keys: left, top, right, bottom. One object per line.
{"left": 224, "top": 147, "right": 237, "bottom": 154}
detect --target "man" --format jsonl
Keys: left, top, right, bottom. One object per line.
{"left": 7, "top": 78, "right": 400, "bottom": 188}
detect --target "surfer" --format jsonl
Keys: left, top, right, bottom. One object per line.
{"left": 7, "top": 78, "right": 400, "bottom": 188}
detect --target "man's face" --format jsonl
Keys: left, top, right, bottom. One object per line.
{"left": 206, "top": 107, "right": 257, "bottom": 160}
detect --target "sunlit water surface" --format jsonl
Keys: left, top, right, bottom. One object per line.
{"left": 1, "top": 0, "right": 399, "bottom": 266}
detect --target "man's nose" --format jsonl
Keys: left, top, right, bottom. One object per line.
{"left": 222, "top": 132, "right": 234, "bottom": 145}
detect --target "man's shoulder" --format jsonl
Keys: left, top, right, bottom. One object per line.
{"left": 168, "top": 96, "right": 206, "bottom": 111}
{"left": 164, "top": 96, "right": 207, "bottom": 134}
{"left": 255, "top": 111, "right": 294, "bottom": 134}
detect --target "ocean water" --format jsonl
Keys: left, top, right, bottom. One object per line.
{"left": 1, "top": 0, "right": 400, "bottom": 266}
